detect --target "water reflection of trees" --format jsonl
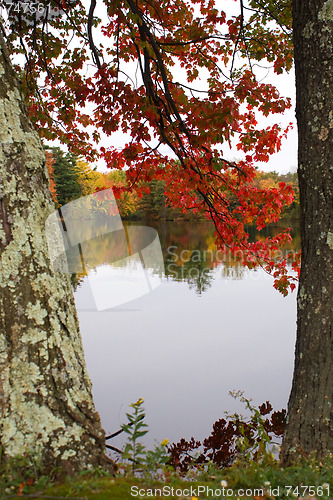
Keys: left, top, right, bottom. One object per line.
{"left": 69, "top": 220, "right": 301, "bottom": 294}
{"left": 219, "top": 263, "right": 246, "bottom": 280}
{"left": 165, "top": 250, "right": 214, "bottom": 294}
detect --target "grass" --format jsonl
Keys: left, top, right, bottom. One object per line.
{"left": 1, "top": 454, "right": 333, "bottom": 500}
{"left": 1, "top": 398, "right": 332, "bottom": 499}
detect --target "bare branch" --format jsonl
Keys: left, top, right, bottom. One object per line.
{"left": 87, "top": 0, "right": 102, "bottom": 69}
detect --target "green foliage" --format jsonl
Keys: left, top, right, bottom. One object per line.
{"left": 0, "top": 450, "right": 54, "bottom": 498}
{"left": 136, "top": 180, "right": 170, "bottom": 220}
{"left": 46, "top": 147, "right": 82, "bottom": 207}
{"left": 115, "top": 394, "right": 285, "bottom": 481}
{"left": 227, "top": 391, "right": 280, "bottom": 465}
{"left": 279, "top": 171, "right": 300, "bottom": 219}
{"left": 143, "top": 440, "right": 171, "bottom": 479}
{"left": 121, "top": 398, "right": 148, "bottom": 474}
{"left": 119, "top": 400, "right": 170, "bottom": 479}
{"left": 197, "top": 454, "right": 333, "bottom": 500}
{"left": 5, "top": 454, "right": 333, "bottom": 500}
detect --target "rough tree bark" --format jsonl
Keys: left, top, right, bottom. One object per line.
{"left": 281, "top": 0, "right": 333, "bottom": 462}
{"left": 0, "top": 31, "right": 114, "bottom": 473}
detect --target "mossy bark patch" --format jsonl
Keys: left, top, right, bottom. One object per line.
{"left": 0, "top": 29, "right": 114, "bottom": 474}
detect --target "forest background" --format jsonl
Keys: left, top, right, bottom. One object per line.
{"left": 46, "top": 147, "right": 300, "bottom": 221}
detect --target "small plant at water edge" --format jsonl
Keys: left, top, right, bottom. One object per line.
{"left": 167, "top": 391, "right": 286, "bottom": 474}
{"left": 121, "top": 397, "right": 148, "bottom": 474}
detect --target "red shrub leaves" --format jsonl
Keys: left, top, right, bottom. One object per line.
{"left": 167, "top": 400, "right": 286, "bottom": 473}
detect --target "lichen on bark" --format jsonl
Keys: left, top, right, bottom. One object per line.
{"left": 281, "top": 0, "right": 333, "bottom": 463}
{"left": 319, "top": 0, "right": 333, "bottom": 21}
{"left": 0, "top": 30, "right": 114, "bottom": 473}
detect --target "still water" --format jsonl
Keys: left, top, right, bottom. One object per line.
{"left": 74, "top": 221, "right": 300, "bottom": 451}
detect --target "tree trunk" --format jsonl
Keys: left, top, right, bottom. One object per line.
{"left": 281, "top": 0, "right": 333, "bottom": 463}
{"left": 0, "top": 32, "right": 114, "bottom": 473}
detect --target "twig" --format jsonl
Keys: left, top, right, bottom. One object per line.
{"left": 105, "top": 414, "right": 144, "bottom": 440}
{"left": 87, "top": 0, "right": 102, "bottom": 69}
{"left": 105, "top": 444, "right": 122, "bottom": 454}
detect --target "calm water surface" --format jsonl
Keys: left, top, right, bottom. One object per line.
{"left": 74, "top": 221, "right": 300, "bottom": 451}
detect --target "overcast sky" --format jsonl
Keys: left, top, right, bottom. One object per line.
{"left": 235, "top": 68, "right": 297, "bottom": 174}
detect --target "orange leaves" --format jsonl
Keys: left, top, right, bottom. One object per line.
{"left": 14, "top": 0, "right": 292, "bottom": 171}
{"left": 100, "top": 147, "right": 125, "bottom": 170}
{"left": 234, "top": 71, "right": 257, "bottom": 102}
{"left": 227, "top": 18, "right": 240, "bottom": 38}
{"left": 122, "top": 143, "right": 144, "bottom": 161}
{"left": 237, "top": 124, "right": 287, "bottom": 162}
{"left": 15, "top": 477, "right": 35, "bottom": 496}
{"left": 45, "top": 151, "right": 57, "bottom": 203}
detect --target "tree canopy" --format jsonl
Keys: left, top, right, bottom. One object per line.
{"left": 1, "top": 0, "right": 298, "bottom": 293}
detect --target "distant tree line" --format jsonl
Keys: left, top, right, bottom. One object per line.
{"left": 47, "top": 147, "right": 299, "bottom": 221}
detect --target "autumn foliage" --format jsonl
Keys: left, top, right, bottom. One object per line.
{"left": 45, "top": 150, "right": 57, "bottom": 203}
{"left": 167, "top": 400, "right": 286, "bottom": 473}
{"left": 2, "top": 0, "right": 298, "bottom": 293}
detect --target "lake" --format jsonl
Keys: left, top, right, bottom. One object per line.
{"left": 73, "top": 220, "right": 300, "bottom": 453}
